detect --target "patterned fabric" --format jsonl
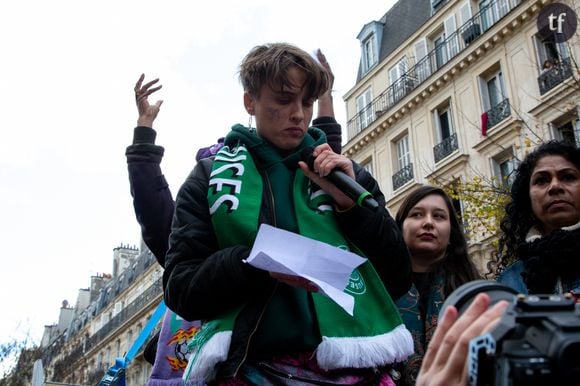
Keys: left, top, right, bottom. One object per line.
{"left": 394, "top": 272, "right": 445, "bottom": 386}
{"left": 218, "top": 351, "right": 396, "bottom": 385}
{"left": 146, "top": 311, "right": 203, "bottom": 386}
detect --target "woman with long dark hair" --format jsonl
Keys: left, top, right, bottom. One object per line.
{"left": 491, "top": 140, "right": 580, "bottom": 294}
{"left": 394, "top": 185, "right": 480, "bottom": 385}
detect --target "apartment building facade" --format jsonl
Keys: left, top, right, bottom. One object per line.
{"left": 344, "top": 0, "right": 580, "bottom": 271}
{"left": 41, "top": 244, "right": 162, "bottom": 386}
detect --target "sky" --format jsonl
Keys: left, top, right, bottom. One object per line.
{"left": 0, "top": 0, "right": 397, "bottom": 351}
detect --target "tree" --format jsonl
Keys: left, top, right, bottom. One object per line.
{"left": 0, "top": 336, "right": 41, "bottom": 386}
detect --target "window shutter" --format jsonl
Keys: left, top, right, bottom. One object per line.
{"left": 459, "top": 1, "right": 473, "bottom": 26}
{"left": 444, "top": 14, "right": 459, "bottom": 57}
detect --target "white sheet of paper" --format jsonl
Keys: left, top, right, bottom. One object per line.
{"left": 245, "top": 224, "right": 367, "bottom": 315}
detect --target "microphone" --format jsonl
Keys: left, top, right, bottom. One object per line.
{"left": 300, "top": 147, "right": 379, "bottom": 211}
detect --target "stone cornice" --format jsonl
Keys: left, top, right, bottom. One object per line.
{"left": 345, "top": 0, "right": 551, "bottom": 157}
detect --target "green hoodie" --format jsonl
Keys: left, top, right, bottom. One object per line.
{"left": 223, "top": 124, "right": 327, "bottom": 358}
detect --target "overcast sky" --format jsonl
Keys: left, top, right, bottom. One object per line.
{"left": 0, "top": 0, "right": 397, "bottom": 350}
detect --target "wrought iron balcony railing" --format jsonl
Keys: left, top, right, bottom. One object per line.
{"left": 538, "top": 57, "right": 573, "bottom": 95}
{"left": 347, "top": 0, "right": 522, "bottom": 135}
{"left": 392, "top": 163, "right": 414, "bottom": 190}
{"left": 485, "top": 98, "right": 511, "bottom": 129}
{"left": 433, "top": 132, "right": 459, "bottom": 163}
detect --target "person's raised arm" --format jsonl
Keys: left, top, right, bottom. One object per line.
{"left": 315, "top": 49, "right": 334, "bottom": 119}
{"left": 312, "top": 49, "right": 342, "bottom": 154}
{"left": 126, "top": 74, "right": 174, "bottom": 265}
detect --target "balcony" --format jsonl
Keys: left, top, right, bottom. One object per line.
{"left": 485, "top": 98, "right": 511, "bottom": 129}
{"left": 433, "top": 132, "right": 459, "bottom": 163}
{"left": 538, "top": 57, "right": 573, "bottom": 95}
{"left": 392, "top": 163, "right": 414, "bottom": 190}
{"left": 347, "top": 0, "right": 522, "bottom": 135}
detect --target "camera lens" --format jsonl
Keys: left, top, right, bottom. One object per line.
{"left": 438, "top": 279, "right": 518, "bottom": 320}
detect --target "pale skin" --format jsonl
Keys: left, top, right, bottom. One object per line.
{"left": 416, "top": 293, "right": 510, "bottom": 386}
{"left": 134, "top": 73, "right": 163, "bottom": 127}
{"left": 244, "top": 66, "right": 356, "bottom": 291}
{"left": 134, "top": 54, "right": 352, "bottom": 293}
{"left": 402, "top": 194, "right": 451, "bottom": 273}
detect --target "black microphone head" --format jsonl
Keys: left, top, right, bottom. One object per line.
{"left": 300, "top": 146, "right": 315, "bottom": 170}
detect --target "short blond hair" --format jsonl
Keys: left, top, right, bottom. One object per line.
{"left": 239, "top": 42, "right": 329, "bottom": 101}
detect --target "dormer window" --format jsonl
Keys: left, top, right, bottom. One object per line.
{"left": 357, "top": 21, "right": 383, "bottom": 75}
{"left": 363, "top": 34, "right": 378, "bottom": 72}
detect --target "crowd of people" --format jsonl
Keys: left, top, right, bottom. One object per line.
{"left": 125, "top": 42, "right": 580, "bottom": 386}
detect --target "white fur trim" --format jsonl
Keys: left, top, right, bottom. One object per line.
{"left": 182, "top": 331, "right": 231, "bottom": 383}
{"left": 315, "top": 324, "right": 414, "bottom": 370}
{"left": 563, "top": 220, "right": 580, "bottom": 231}
{"left": 526, "top": 220, "right": 580, "bottom": 242}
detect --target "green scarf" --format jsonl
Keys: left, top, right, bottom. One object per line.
{"left": 183, "top": 132, "right": 412, "bottom": 383}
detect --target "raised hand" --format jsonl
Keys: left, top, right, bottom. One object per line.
{"left": 315, "top": 49, "right": 335, "bottom": 118}
{"left": 134, "top": 73, "right": 163, "bottom": 127}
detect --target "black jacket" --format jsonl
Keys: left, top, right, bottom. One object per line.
{"left": 163, "top": 139, "right": 411, "bottom": 378}
{"left": 125, "top": 117, "right": 344, "bottom": 267}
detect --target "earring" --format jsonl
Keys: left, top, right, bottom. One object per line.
{"left": 248, "top": 115, "right": 253, "bottom": 130}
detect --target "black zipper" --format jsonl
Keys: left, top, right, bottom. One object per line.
{"left": 232, "top": 168, "right": 278, "bottom": 377}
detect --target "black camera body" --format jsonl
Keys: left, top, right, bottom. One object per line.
{"left": 441, "top": 280, "right": 580, "bottom": 386}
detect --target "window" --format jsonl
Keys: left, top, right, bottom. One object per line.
{"left": 433, "top": 101, "right": 459, "bottom": 162}
{"left": 482, "top": 70, "right": 505, "bottom": 110}
{"left": 493, "top": 149, "right": 517, "bottom": 187}
{"left": 97, "top": 352, "right": 103, "bottom": 370}
{"left": 535, "top": 31, "right": 572, "bottom": 94}
{"left": 435, "top": 105, "right": 453, "bottom": 140}
{"left": 363, "top": 34, "right": 378, "bottom": 72}
{"left": 552, "top": 113, "right": 580, "bottom": 147}
{"left": 414, "top": 38, "right": 431, "bottom": 82}
{"left": 479, "top": 65, "right": 510, "bottom": 130}
{"left": 356, "top": 88, "right": 373, "bottom": 131}
{"left": 433, "top": 32, "right": 448, "bottom": 69}
{"left": 393, "top": 135, "right": 414, "bottom": 190}
{"left": 397, "top": 135, "right": 411, "bottom": 171}
{"left": 535, "top": 34, "right": 569, "bottom": 71}
{"left": 361, "top": 158, "right": 374, "bottom": 177}
{"left": 388, "top": 57, "right": 409, "bottom": 104}
{"left": 479, "top": 0, "right": 512, "bottom": 31}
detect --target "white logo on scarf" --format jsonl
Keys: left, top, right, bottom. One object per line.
{"left": 209, "top": 146, "right": 248, "bottom": 215}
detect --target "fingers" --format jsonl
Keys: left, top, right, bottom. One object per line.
{"left": 422, "top": 305, "right": 458, "bottom": 371}
{"left": 134, "top": 74, "right": 162, "bottom": 102}
{"left": 310, "top": 144, "right": 354, "bottom": 179}
{"left": 446, "top": 299, "right": 509, "bottom": 371}
{"left": 432, "top": 293, "right": 491, "bottom": 369}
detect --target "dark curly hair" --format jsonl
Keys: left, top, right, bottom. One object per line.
{"left": 489, "top": 140, "right": 580, "bottom": 276}
{"left": 395, "top": 185, "right": 481, "bottom": 296}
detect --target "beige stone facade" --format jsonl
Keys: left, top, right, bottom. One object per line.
{"left": 41, "top": 245, "right": 163, "bottom": 386}
{"left": 344, "top": 0, "right": 580, "bottom": 272}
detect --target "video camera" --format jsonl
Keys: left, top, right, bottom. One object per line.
{"left": 440, "top": 280, "right": 580, "bottom": 386}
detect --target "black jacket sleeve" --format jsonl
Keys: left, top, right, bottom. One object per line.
{"left": 336, "top": 163, "right": 412, "bottom": 300}
{"left": 163, "top": 159, "right": 272, "bottom": 321}
{"left": 312, "top": 116, "right": 342, "bottom": 154}
{"left": 125, "top": 126, "right": 175, "bottom": 266}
